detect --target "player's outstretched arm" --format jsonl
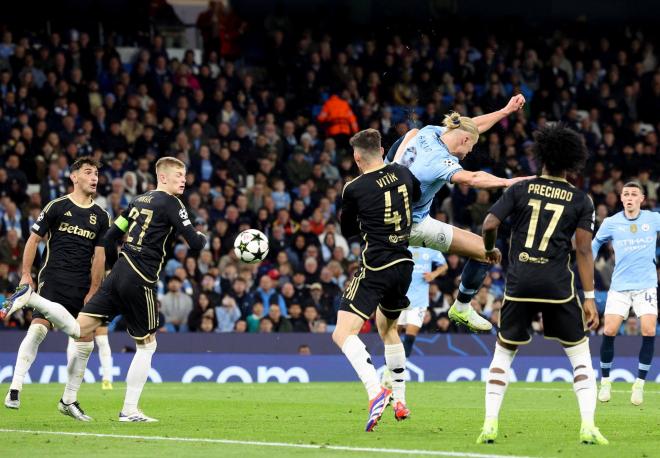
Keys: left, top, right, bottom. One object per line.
{"left": 472, "top": 94, "right": 526, "bottom": 134}
{"left": 451, "top": 170, "right": 533, "bottom": 189}
{"left": 168, "top": 198, "right": 207, "bottom": 250}
{"left": 19, "top": 232, "right": 42, "bottom": 288}
{"left": 576, "top": 227, "right": 599, "bottom": 330}
{"left": 482, "top": 213, "right": 503, "bottom": 264}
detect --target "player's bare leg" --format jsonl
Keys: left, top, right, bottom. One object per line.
{"left": 598, "top": 314, "right": 624, "bottom": 402}
{"left": 376, "top": 308, "right": 409, "bottom": 421}
{"left": 477, "top": 339, "right": 517, "bottom": 443}
{"left": 119, "top": 334, "right": 158, "bottom": 422}
{"left": 4, "top": 317, "right": 51, "bottom": 409}
{"left": 2, "top": 286, "right": 101, "bottom": 338}
{"left": 95, "top": 326, "right": 114, "bottom": 390}
{"left": 333, "top": 311, "right": 390, "bottom": 432}
{"left": 631, "top": 314, "right": 656, "bottom": 406}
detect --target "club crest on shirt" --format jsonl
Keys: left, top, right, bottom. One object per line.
{"left": 641, "top": 223, "right": 650, "bottom": 232}
{"left": 89, "top": 214, "right": 97, "bottom": 225}
{"left": 630, "top": 224, "right": 637, "bottom": 233}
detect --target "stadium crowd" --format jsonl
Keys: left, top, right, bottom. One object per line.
{"left": 0, "top": 9, "right": 658, "bottom": 336}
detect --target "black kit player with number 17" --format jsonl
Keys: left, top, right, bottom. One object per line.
{"left": 475, "top": 124, "right": 607, "bottom": 445}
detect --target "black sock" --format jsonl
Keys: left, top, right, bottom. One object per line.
{"left": 638, "top": 335, "right": 655, "bottom": 380}
{"left": 402, "top": 334, "right": 416, "bottom": 358}
{"left": 600, "top": 335, "right": 615, "bottom": 378}
{"left": 456, "top": 259, "right": 490, "bottom": 304}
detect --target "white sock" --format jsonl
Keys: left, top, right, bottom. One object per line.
{"left": 385, "top": 343, "right": 406, "bottom": 403}
{"left": 635, "top": 378, "right": 645, "bottom": 387}
{"left": 564, "top": 340, "right": 597, "bottom": 425}
{"left": 10, "top": 323, "right": 48, "bottom": 391}
{"left": 122, "top": 339, "right": 157, "bottom": 415}
{"left": 341, "top": 335, "right": 381, "bottom": 399}
{"left": 62, "top": 340, "right": 94, "bottom": 404}
{"left": 601, "top": 376, "right": 610, "bottom": 383}
{"left": 28, "top": 293, "right": 81, "bottom": 338}
{"left": 485, "top": 343, "right": 516, "bottom": 420}
{"left": 95, "top": 334, "right": 113, "bottom": 382}
{"left": 453, "top": 300, "right": 471, "bottom": 313}
{"left": 66, "top": 337, "right": 75, "bottom": 367}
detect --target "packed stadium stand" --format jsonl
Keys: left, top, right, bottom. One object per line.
{"left": 0, "top": 0, "right": 658, "bottom": 337}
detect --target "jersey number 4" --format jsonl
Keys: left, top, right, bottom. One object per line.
{"left": 384, "top": 185, "right": 411, "bottom": 231}
{"left": 525, "top": 199, "right": 564, "bottom": 251}
{"left": 126, "top": 207, "right": 154, "bottom": 246}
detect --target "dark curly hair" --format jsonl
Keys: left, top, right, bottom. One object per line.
{"left": 533, "top": 124, "right": 587, "bottom": 176}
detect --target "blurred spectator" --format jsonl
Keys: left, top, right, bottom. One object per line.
{"left": 160, "top": 277, "right": 193, "bottom": 332}
{"left": 215, "top": 294, "right": 241, "bottom": 332}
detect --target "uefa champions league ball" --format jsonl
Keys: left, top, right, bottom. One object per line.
{"left": 233, "top": 229, "right": 269, "bottom": 264}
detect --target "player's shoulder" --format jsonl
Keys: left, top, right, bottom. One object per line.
{"left": 639, "top": 209, "right": 660, "bottom": 220}
{"left": 42, "top": 195, "right": 70, "bottom": 213}
{"left": 386, "top": 162, "right": 413, "bottom": 179}
{"left": 341, "top": 174, "right": 362, "bottom": 197}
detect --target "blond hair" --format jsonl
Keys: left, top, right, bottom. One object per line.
{"left": 442, "top": 112, "right": 479, "bottom": 141}
{"left": 155, "top": 157, "right": 186, "bottom": 174}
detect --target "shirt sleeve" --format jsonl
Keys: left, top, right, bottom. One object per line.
{"left": 655, "top": 211, "right": 660, "bottom": 233}
{"left": 577, "top": 194, "right": 595, "bottom": 232}
{"left": 340, "top": 182, "right": 360, "bottom": 239}
{"left": 95, "top": 210, "right": 111, "bottom": 247}
{"left": 488, "top": 185, "right": 517, "bottom": 222}
{"left": 31, "top": 200, "right": 61, "bottom": 237}
{"left": 591, "top": 217, "right": 612, "bottom": 259}
{"left": 434, "top": 152, "right": 463, "bottom": 182}
{"left": 167, "top": 196, "right": 206, "bottom": 250}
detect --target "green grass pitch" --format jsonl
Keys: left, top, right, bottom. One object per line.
{"left": 0, "top": 382, "right": 658, "bottom": 457}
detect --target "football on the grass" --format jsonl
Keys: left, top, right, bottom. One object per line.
{"left": 233, "top": 229, "right": 269, "bottom": 264}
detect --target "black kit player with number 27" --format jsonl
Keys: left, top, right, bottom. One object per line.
{"left": 2, "top": 157, "right": 207, "bottom": 423}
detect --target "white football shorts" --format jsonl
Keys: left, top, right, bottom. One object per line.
{"left": 604, "top": 288, "right": 658, "bottom": 319}
{"left": 409, "top": 215, "right": 454, "bottom": 252}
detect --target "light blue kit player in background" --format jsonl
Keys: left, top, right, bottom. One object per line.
{"left": 398, "top": 246, "right": 447, "bottom": 356}
{"left": 592, "top": 182, "right": 660, "bottom": 406}
{"left": 385, "top": 96, "right": 532, "bottom": 333}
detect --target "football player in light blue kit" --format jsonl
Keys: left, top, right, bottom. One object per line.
{"left": 388, "top": 95, "right": 532, "bottom": 333}
{"left": 399, "top": 246, "right": 447, "bottom": 356}
{"left": 592, "top": 182, "right": 659, "bottom": 406}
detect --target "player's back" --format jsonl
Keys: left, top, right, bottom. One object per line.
{"left": 120, "top": 190, "right": 189, "bottom": 282}
{"left": 492, "top": 176, "right": 594, "bottom": 302}
{"left": 342, "top": 163, "right": 417, "bottom": 270}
